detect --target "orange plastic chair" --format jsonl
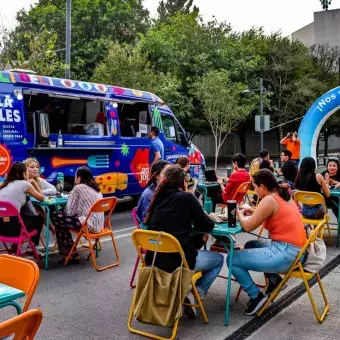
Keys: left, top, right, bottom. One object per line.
{"left": 128, "top": 230, "right": 208, "bottom": 340}
{"left": 64, "top": 197, "right": 120, "bottom": 271}
{"left": 0, "top": 254, "right": 40, "bottom": 314}
{"left": 218, "top": 181, "right": 251, "bottom": 213}
{"left": 0, "top": 309, "right": 43, "bottom": 340}
{"left": 294, "top": 191, "right": 332, "bottom": 245}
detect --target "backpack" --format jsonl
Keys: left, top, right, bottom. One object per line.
{"left": 249, "top": 157, "right": 262, "bottom": 176}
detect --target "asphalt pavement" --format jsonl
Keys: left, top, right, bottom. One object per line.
{"left": 1, "top": 178, "right": 340, "bottom": 339}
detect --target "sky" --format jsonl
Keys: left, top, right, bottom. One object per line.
{"left": 1, "top": 0, "right": 340, "bottom": 36}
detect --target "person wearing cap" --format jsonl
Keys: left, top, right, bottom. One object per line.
{"left": 136, "top": 160, "right": 171, "bottom": 222}
{"left": 280, "top": 131, "right": 301, "bottom": 163}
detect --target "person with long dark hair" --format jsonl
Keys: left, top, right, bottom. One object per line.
{"left": 0, "top": 162, "right": 45, "bottom": 256}
{"left": 229, "top": 169, "right": 306, "bottom": 316}
{"left": 144, "top": 165, "right": 223, "bottom": 318}
{"left": 322, "top": 157, "right": 340, "bottom": 186}
{"left": 52, "top": 166, "right": 104, "bottom": 264}
{"left": 136, "top": 160, "right": 171, "bottom": 221}
{"left": 295, "top": 157, "right": 330, "bottom": 219}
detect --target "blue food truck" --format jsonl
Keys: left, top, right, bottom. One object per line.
{"left": 0, "top": 71, "right": 204, "bottom": 197}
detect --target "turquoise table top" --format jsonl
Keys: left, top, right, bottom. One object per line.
{"left": 198, "top": 182, "right": 220, "bottom": 188}
{"left": 31, "top": 196, "right": 68, "bottom": 206}
{"left": 0, "top": 283, "right": 25, "bottom": 304}
{"left": 330, "top": 189, "right": 340, "bottom": 196}
{"left": 210, "top": 221, "right": 243, "bottom": 237}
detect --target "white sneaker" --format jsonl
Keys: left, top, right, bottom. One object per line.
{"left": 183, "top": 291, "right": 197, "bottom": 319}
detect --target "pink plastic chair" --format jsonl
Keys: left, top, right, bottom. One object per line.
{"left": 129, "top": 207, "right": 146, "bottom": 288}
{"left": 0, "top": 201, "right": 42, "bottom": 265}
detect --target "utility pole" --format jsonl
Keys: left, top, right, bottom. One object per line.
{"left": 65, "top": 0, "right": 72, "bottom": 79}
{"left": 259, "top": 78, "right": 264, "bottom": 150}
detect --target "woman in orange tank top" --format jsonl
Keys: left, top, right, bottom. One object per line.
{"left": 227, "top": 169, "right": 307, "bottom": 316}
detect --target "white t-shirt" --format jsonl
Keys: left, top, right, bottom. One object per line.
{"left": 0, "top": 180, "right": 32, "bottom": 212}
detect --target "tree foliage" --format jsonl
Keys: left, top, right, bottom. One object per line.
{"left": 193, "top": 71, "right": 253, "bottom": 169}
{"left": 157, "top": 0, "right": 199, "bottom": 21}
{"left": 5, "top": 0, "right": 150, "bottom": 79}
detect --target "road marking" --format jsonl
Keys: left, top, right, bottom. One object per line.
{"left": 114, "top": 226, "right": 135, "bottom": 233}
{"left": 115, "top": 232, "right": 133, "bottom": 239}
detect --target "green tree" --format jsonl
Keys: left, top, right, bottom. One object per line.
{"left": 193, "top": 70, "right": 252, "bottom": 170}
{"left": 139, "top": 13, "right": 232, "bottom": 135}
{"left": 10, "top": 29, "right": 64, "bottom": 76}
{"left": 92, "top": 43, "right": 187, "bottom": 115}
{"left": 6, "top": 0, "right": 150, "bottom": 79}
{"left": 157, "top": 0, "right": 199, "bottom": 21}
{"left": 262, "top": 35, "right": 324, "bottom": 147}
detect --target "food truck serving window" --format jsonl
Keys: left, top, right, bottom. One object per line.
{"left": 24, "top": 91, "right": 108, "bottom": 136}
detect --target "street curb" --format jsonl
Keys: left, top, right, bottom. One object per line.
{"left": 223, "top": 253, "right": 340, "bottom": 340}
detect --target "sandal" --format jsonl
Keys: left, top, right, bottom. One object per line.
{"left": 59, "top": 254, "right": 80, "bottom": 265}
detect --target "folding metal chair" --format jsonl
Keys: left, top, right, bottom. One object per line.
{"left": 0, "top": 309, "right": 43, "bottom": 340}
{"left": 64, "top": 197, "right": 120, "bottom": 271}
{"left": 129, "top": 207, "right": 146, "bottom": 288}
{"left": 258, "top": 220, "right": 329, "bottom": 323}
{"left": 0, "top": 200, "right": 42, "bottom": 265}
{"left": 218, "top": 181, "right": 251, "bottom": 213}
{"left": 128, "top": 230, "right": 208, "bottom": 340}
{"left": 294, "top": 191, "right": 332, "bottom": 245}
{"left": 0, "top": 254, "right": 40, "bottom": 314}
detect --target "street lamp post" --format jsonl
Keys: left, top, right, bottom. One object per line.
{"left": 259, "top": 77, "right": 264, "bottom": 150}
{"left": 242, "top": 78, "right": 265, "bottom": 150}
{"left": 65, "top": 0, "right": 72, "bottom": 79}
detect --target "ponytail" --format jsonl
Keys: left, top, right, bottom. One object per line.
{"left": 253, "top": 168, "right": 290, "bottom": 202}
{"left": 276, "top": 184, "right": 291, "bottom": 202}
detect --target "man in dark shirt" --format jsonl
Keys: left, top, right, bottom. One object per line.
{"left": 277, "top": 150, "right": 297, "bottom": 185}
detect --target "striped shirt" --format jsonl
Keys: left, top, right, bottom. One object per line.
{"left": 65, "top": 184, "right": 104, "bottom": 233}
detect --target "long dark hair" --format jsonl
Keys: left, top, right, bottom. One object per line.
{"left": 144, "top": 165, "right": 186, "bottom": 224}
{"left": 76, "top": 166, "right": 100, "bottom": 192}
{"left": 0, "top": 162, "right": 27, "bottom": 190}
{"left": 147, "top": 160, "right": 171, "bottom": 186}
{"left": 253, "top": 169, "right": 290, "bottom": 201}
{"left": 294, "top": 157, "right": 316, "bottom": 190}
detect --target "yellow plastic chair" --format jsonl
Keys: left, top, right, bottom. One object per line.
{"left": 258, "top": 220, "right": 329, "bottom": 323}
{"left": 0, "top": 309, "right": 43, "bottom": 340}
{"left": 294, "top": 191, "right": 332, "bottom": 245}
{"left": 128, "top": 229, "right": 208, "bottom": 340}
{"left": 0, "top": 254, "right": 40, "bottom": 314}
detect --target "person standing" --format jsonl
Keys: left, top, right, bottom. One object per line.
{"left": 280, "top": 131, "right": 301, "bottom": 164}
{"left": 148, "top": 126, "right": 164, "bottom": 168}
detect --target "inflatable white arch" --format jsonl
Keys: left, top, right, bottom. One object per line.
{"left": 298, "top": 86, "right": 340, "bottom": 161}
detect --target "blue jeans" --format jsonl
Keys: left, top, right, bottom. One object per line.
{"left": 227, "top": 240, "right": 301, "bottom": 299}
{"left": 194, "top": 250, "right": 224, "bottom": 296}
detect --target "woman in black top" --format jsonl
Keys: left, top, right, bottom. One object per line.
{"left": 145, "top": 165, "right": 223, "bottom": 316}
{"left": 294, "top": 157, "right": 330, "bottom": 219}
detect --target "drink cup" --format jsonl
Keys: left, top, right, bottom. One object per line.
{"left": 227, "top": 200, "right": 237, "bottom": 228}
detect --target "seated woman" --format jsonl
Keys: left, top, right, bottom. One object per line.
{"left": 175, "top": 156, "right": 199, "bottom": 197}
{"left": 144, "top": 165, "right": 223, "bottom": 318}
{"left": 0, "top": 162, "right": 45, "bottom": 256}
{"left": 136, "top": 160, "right": 170, "bottom": 222}
{"left": 52, "top": 166, "right": 104, "bottom": 264}
{"left": 294, "top": 157, "right": 330, "bottom": 219}
{"left": 322, "top": 157, "right": 340, "bottom": 219}
{"left": 24, "top": 158, "right": 57, "bottom": 196}
{"left": 230, "top": 169, "right": 306, "bottom": 316}
{"left": 24, "top": 158, "right": 57, "bottom": 234}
